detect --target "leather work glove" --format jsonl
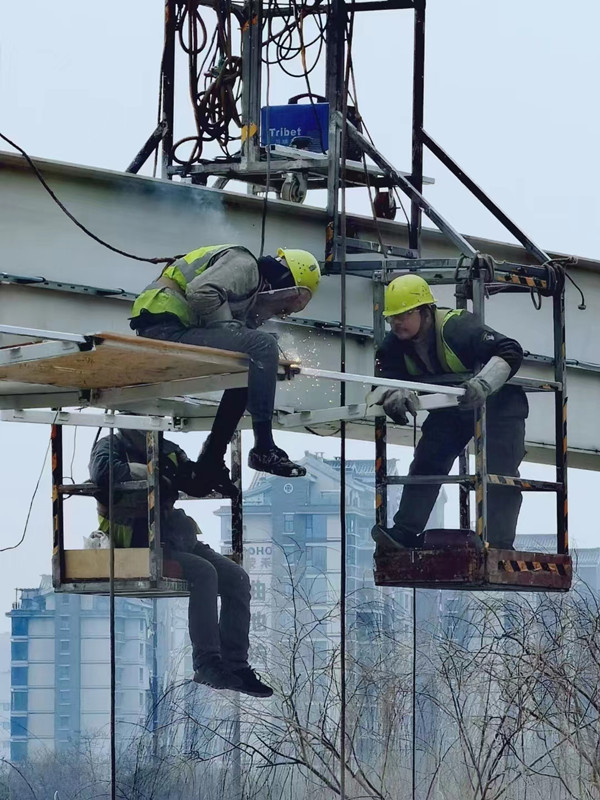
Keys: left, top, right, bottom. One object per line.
{"left": 378, "top": 388, "right": 418, "bottom": 425}
{"left": 128, "top": 463, "right": 148, "bottom": 481}
{"left": 458, "top": 356, "right": 512, "bottom": 410}
{"left": 458, "top": 376, "right": 490, "bottom": 410}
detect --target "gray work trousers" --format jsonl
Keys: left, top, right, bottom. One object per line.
{"left": 136, "top": 319, "right": 278, "bottom": 426}
{"left": 393, "top": 387, "right": 528, "bottom": 549}
{"left": 171, "top": 541, "right": 251, "bottom": 671}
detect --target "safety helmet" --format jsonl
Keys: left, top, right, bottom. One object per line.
{"left": 277, "top": 248, "right": 321, "bottom": 295}
{"left": 383, "top": 274, "right": 436, "bottom": 317}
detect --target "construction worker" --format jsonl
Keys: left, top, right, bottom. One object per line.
{"left": 130, "top": 244, "right": 321, "bottom": 495}
{"left": 89, "top": 428, "right": 273, "bottom": 697}
{"left": 372, "top": 273, "right": 528, "bottom": 551}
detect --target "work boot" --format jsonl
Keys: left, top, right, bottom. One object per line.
{"left": 248, "top": 447, "right": 306, "bottom": 477}
{"left": 233, "top": 666, "right": 274, "bottom": 698}
{"left": 371, "top": 524, "right": 421, "bottom": 552}
{"left": 192, "top": 446, "right": 239, "bottom": 499}
{"left": 193, "top": 659, "right": 244, "bottom": 691}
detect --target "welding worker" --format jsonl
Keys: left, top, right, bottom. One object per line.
{"left": 89, "top": 428, "right": 273, "bottom": 697}
{"left": 129, "top": 245, "right": 321, "bottom": 494}
{"left": 372, "top": 274, "right": 528, "bottom": 551}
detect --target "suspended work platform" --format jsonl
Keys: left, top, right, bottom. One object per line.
{"left": 0, "top": 322, "right": 574, "bottom": 596}
{"left": 374, "top": 532, "right": 572, "bottom": 593}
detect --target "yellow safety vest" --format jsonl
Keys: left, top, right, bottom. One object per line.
{"left": 131, "top": 244, "right": 241, "bottom": 327}
{"left": 403, "top": 308, "right": 468, "bottom": 376}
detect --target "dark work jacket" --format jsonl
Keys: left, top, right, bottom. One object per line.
{"left": 376, "top": 308, "right": 528, "bottom": 419}
{"left": 89, "top": 433, "right": 199, "bottom": 551}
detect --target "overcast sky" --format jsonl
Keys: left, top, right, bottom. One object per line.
{"left": 1, "top": 0, "right": 599, "bottom": 630}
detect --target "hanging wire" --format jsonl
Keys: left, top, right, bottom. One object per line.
{"left": 0, "top": 132, "right": 177, "bottom": 265}
{"left": 172, "top": 0, "right": 243, "bottom": 165}
{"left": 0, "top": 413, "right": 59, "bottom": 553}
{"left": 337, "top": 6, "right": 358, "bottom": 797}
{"left": 108, "top": 428, "right": 117, "bottom": 800}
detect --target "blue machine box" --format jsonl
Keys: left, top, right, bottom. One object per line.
{"left": 260, "top": 101, "right": 329, "bottom": 153}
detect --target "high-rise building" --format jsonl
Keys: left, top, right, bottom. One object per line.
{"left": 7, "top": 578, "right": 154, "bottom": 762}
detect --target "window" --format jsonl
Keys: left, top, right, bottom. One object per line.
{"left": 139, "top": 619, "right": 145, "bottom": 633}
{"left": 283, "top": 513, "right": 294, "bottom": 533}
{"left": 139, "top": 667, "right": 144, "bottom": 683}
{"left": 347, "top": 545, "right": 357, "bottom": 567}
{"left": 139, "top": 692, "right": 145, "bottom": 708}
{"left": 11, "top": 692, "right": 27, "bottom": 712}
{"left": 59, "top": 615, "right": 70, "bottom": 630}
{"left": 115, "top": 667, "right": 124, "bottom": 684}
{"left": 305, "top": 515, "right": 314, "bottom": 539}
{"left": 11, "top": 641, "right": 27, "bottom": 662}
{"left": 115, "top": 617, "right": 125, "bottom": 635}
{"left": 139, "top": 643, "right": 144, "bottom": 659}
{"left": 11, "top": 741, "right": 27, "bottom": 762}
{"left": 11, "top": 617, "right": 28, "bottom": 637}
{"left": 59, "top": 690, "right": 70, "bottom": 706}
{"left": 11, "top": 667, "right": 27, "bottom": 687}
{"left": 306, "top": 546, "right": 327, "bottom": 572}
{"left": 59, "top": 639, "right": 70, "bottom": 654}
{"left": 11, "top": 716, "right": 27, "bottom": 737}
{"left": 58, "top": 666, "right": 69, "bottom": 681}
{"left": 59, "top": 716, "right": 70, "bottom": 730}
{"left": 61, "top": 595, "right": 70, "bottom": 606}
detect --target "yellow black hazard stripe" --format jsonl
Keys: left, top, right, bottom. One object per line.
{"left": 495, "top": 273, "right": 548, "bottom": 290}
{"left": 498, "top": 558, "right": 568, "bottom": 576}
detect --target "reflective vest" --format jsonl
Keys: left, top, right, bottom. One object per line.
{"left": 131, "top": 244, "right": 246, "bottom": 327}
{"left": 403, "top": 308, "right": 468, "bottom": 376}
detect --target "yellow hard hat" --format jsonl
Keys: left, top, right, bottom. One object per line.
{"left": 277, "top": 248, "right": 321, "bottom": 295}
{"left": 383, "top": 274, "right": 436, "bottom": 317}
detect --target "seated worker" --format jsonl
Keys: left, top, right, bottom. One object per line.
{"left": 89, "top": 427, "right": 273, "bottom": 698}
{"left": 129, "top": 244, "right": 321, "bottom": 492}
{"left": 372, "top": 273, "right": 528, "bottom": 551}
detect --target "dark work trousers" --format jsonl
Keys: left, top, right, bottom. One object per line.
{"left": 393, "top": 387, "right": 528, "bottom": 549}
{"left": 136, "top": 319, "right": 278, "bottom": 445}
{"left": 170, "top": 541, "right": 251, "bottom": 671}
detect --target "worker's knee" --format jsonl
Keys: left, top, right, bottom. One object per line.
{"left": 230, "top": 563, "right": 251, "bottom": 599}
{"left": 246, "top": 331, "right": 279, "bottom": 365}
{"left": 185, "top": 557, "right": 218, "bottom": 591}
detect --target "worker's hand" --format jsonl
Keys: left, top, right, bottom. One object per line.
{"left": 458, "top": 376, "right": 490, "bottom": 410}
{"left": 128, "top": 463, "right": 147, "bottom": 481}
{"left": 379, "top": 388, "right": 418, "bottom": 425}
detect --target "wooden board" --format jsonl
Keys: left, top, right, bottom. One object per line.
{"left": 64, "top": 548, "right": 150, "bottom": 580}
{"left": 0, "top": 332, "right": 253, "bottom": 390}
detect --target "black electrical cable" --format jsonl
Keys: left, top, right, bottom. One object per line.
{"left": 0, "top": 132, "right": 176, "bottom": 265}
{"left": 0, "top": 412, "right": 59, "bottom": 553}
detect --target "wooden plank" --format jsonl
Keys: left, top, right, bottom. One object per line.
{"left": 0, "top": 332, "right": 254, "bottom": 390}
{"left": 64, "top": 548, "right": 150, "bottom": 580}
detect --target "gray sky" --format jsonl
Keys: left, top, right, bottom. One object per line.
{"left": 1, "top": 0, "right": 599, "bottom": 629}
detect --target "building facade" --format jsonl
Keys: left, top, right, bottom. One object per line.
{"left": 7, "top": 578, "right": 155, "bottom": 762}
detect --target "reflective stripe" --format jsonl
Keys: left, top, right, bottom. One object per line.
{"left": 131, "top": 286, "right": 192, "bottom": 326}
{"left": 98, "top": 516, "right": 134, "bottom": 549}
{"left": 130, "top": 244, "right": 238, "bottom": 326}
{"left": 404, "top": 308, "right": 468, "bottom": 376}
